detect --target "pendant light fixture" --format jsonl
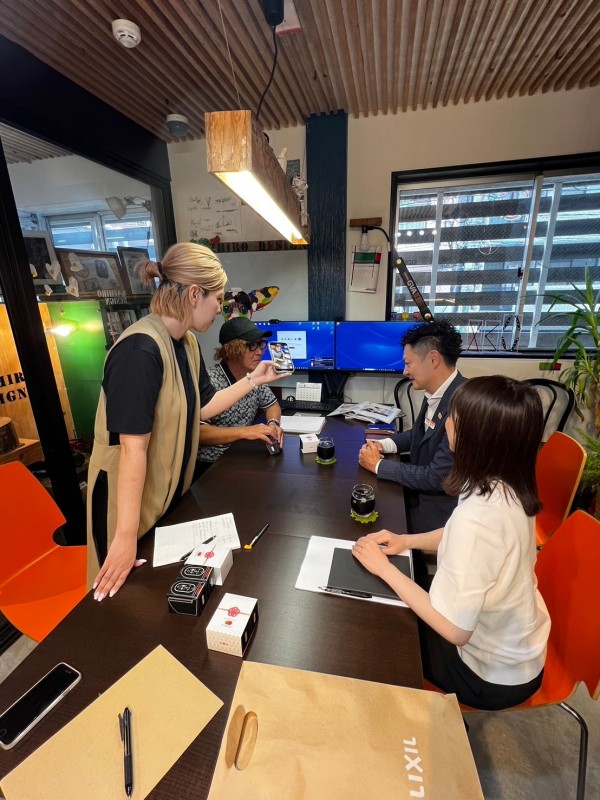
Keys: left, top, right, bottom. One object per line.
{"left": 205, "top": 1, "right": 308, "bottom": 245}
{"left": 205, "top": 109, "right": 308, "bottom": 245}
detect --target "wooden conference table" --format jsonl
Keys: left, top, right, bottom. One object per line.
{"left": 0, "top": 417, "right": 421, "bottom": 798}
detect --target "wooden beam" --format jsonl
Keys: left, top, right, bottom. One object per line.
{"left": 349, "top": 217, "right": 382, "bottom": 228}
{"left": 205, "top": 110, "right": 309, "bottom": 243}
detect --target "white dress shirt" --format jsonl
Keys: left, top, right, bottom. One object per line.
{"left": 375, "top": 369, "right": 458, "bottom": 466}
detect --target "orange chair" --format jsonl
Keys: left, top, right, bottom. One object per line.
{"left": 0, "top": 461, "right": 87, "bottom": 642}
{"left": 535, "top": 431, "right": 586, "bottom": 547}
{"left": 424, "top": 511, "right": 600, "bottom": 800}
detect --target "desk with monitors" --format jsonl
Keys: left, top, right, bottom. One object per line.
{"left": 255, "top": 320, "right": 417, "bottom": 374}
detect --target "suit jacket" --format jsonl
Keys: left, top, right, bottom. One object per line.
{"left": 377, "top": 372, "right": 467, "bottom": 532}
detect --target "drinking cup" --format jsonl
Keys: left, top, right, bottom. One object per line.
{"left": 351, "top": 483, "right": 375, "bottom": 517}
{"left": 317, "top": 436, "right": 335, "bottom": 463}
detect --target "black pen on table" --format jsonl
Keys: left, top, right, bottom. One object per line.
{"left": 244, "top": 523, "right": 269, "bottom": 550}
{"left": 119, "top": 707, "right": 133, "bottom": 797}
{"left": 319, "top": 585, "right": 372, "bottom": 599}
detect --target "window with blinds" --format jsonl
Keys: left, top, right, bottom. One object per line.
{"left": 47, "top": 212, "right": 156, "bottom": 260}
{"left": 390, "top": 168, "right": 600, "bottom": 352}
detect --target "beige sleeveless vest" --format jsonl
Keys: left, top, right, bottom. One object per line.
{"left": 86, "top": 314, "right": 201, "bottom": 586}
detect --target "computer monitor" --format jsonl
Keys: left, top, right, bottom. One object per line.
{"left": 334, "top": 321, "right": 418, "bottom": 372}
{"left": 255, "top": 320, "right": 335, "bottom": 371}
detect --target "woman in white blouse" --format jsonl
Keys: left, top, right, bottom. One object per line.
{"left": 353, "top": 375, "right": 551, "bottom": 710}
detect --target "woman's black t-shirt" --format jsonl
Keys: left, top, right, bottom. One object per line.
{"left": 91, "top": 334, "right": 216, "bottom": 562}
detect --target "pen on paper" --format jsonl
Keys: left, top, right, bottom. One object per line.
{"left": 118, "top": 707, "right": 133, "bottom": 798}
{"left": 244, "top": 523, "right": 269, "bottom": 550}
{"left": 179, "top": 548, "right": 194, "bottom": 562}
{"left": 319, "top": 585, "right": 372, "bottom": 599}
{"left": 201, "top": 535, "right": 215, "bottom": 545}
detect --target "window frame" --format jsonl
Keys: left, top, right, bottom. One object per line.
{"left": 387, "top": 152, "right": 600, "bottom": 356}
{"left": 45, "top": 209, "right": 155, "bottom": 260}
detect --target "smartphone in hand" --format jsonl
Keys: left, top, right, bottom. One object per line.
{"left": 0, "top": 662, "right": 81, "bottom": 750}
{"left": 268, "top": 341, "right": 295, "bottom": 374}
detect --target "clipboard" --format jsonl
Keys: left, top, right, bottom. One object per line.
{"left": 327, "top": 547, "right": 413, "bottom": 599}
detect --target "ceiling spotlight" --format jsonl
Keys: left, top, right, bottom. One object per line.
{"left": 112, "top": 19, "right": 142, "bottom": 49}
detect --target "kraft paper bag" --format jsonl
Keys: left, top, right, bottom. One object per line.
{"left": 1, "top": 645, "right": 223, "bottom": 800}
{"left": 208, "top": 661, "right": 483, "bottom": 800}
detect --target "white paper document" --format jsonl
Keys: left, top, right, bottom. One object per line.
{"left": 295, "top": 536, "right": 408, "bottom": 607}
{"left": 280, "top": 415, "right": 327, "bottom": 434}
{"left": 153, "top": 513, "right": 241, "bottom": 567}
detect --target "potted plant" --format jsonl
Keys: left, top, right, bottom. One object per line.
{"left": 545, "top": 267, "right": 600, "bottom": 435}
{"left": 576, "top": 429, "right": 600, "bottom": 519}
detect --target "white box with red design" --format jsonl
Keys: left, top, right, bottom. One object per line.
{"left": 185, "top": 541, "right": 233, "bottom": 585}
{"left": 206, "top": 593, "right": 259, "bottom": 656}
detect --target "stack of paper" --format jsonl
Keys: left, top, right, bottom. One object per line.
{"left": 329, "top": 402, "right": 402, "bottom": 424}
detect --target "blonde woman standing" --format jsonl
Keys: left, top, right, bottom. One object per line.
{"left": 87, "top": 243, "right": 286, "bottom": 599}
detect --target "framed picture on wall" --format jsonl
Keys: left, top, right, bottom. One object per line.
{"left": 117, "top": 246, "right": 152, "bottom": 295}
{"left": 55, "top": 249, "right": 127, "bottom": 298}
{"left": 22, "top": 230, "right": 66, "bottom": 295}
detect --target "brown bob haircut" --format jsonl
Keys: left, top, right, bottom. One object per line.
{"left": 444, "top": 376, "right": 543, "bottom": 517}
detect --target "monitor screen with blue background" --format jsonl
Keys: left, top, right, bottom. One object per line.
{"left": 335, "top": 321, "right": 418, "bottom": 372}
{"left": 255, "top": 321, "right": 335, "bottom": 371}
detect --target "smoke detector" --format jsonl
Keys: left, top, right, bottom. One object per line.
{"left": 112, "top": 19, "right": 142, "bottom": 49}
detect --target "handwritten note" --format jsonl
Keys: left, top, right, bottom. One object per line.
{"left": 153, "top": 513, "right": 240, "bottom": 567}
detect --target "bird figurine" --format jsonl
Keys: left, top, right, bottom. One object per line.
{"left": 221, "top": 286, "right": 279, "bottom": 320}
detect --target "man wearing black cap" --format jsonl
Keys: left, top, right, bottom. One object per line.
{"left": 198, "top": 318, "right": 283, "bottom": 470}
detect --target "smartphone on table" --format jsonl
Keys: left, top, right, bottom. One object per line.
{"left": 0, "top": 662, "right": 81, "bottom": 750}
{"left": 268, "top": 341, "right": 295, "bottom": 374}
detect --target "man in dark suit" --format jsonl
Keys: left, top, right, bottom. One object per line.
{"left": 359, "top": 320, "right": 465, "bottom": 534}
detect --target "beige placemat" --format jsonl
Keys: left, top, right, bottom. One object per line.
{"left": 1, "top": 645, "right": 223, "bottom": 800}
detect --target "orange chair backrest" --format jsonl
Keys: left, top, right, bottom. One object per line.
{"left": 536, "top": 432, "right": 586, "bottom": 538}
{"left": 0, "top": 462, "right": 65, "bottom": 581}
{"left": 535, "top": 510, "right": 600, "bottom": 701}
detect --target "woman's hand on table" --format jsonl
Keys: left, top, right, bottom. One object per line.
{"left": 365, "top": 529, "right": 411, "bottom": 555}
{"left": 93, "top": 536, "right": 146, "bottom": 601}
{"left": 352, "top": 536, "right": 391, "bottom": 578}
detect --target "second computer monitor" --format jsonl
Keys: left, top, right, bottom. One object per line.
{"left": 335, "top": 321, "right": 417, "bottom": 372}
{"left": 255, "top": 320, "right": 335, "bottom": 370}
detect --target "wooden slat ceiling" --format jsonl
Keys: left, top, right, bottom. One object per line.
{"left": 0, "top": 123, "right": 72, "bottom": 164}
{"left": 0, "top": 0, "right": 599, "bottom": 145}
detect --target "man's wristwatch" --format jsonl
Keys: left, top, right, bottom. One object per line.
{"left": 267, "top": 419, "right": 281, "bottom": 427}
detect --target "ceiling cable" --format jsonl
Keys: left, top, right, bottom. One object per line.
{"left": 217, "top": 0, "right": 242, "bottom": 110}
{"left": 256, "top": 25, "right": 278, "bottom": 124}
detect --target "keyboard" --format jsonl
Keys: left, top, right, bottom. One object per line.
{"left": 280, "top": 398, "right": 341, "bottom": 414}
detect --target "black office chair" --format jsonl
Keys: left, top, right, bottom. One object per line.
{"left": 394, "top": 377, "right": 418, "bottom": 432}
{"left": 524, "top": 378, "right": 575, "bottom": 440}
